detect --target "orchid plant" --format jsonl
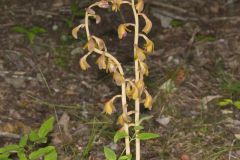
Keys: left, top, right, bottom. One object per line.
{"left": 72, "top": 0, "right": 159, "bottom": 159}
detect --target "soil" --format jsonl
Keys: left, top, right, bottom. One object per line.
{"left": 0, "top": 0, "right": 240, "bottom": 159}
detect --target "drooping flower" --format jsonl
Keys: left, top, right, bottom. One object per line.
{"left": 83, "top": 38, "right": 96, "bottom": 52}
{"left": 144, "top": 38, "right": 154, "bottom": 53}
{"left": 118, "top": 24, "right": 131, "bottom": 39}
{"left": 136, "top": 80, "right": 145, "bottom": 95}
{"left": 104, "top": 100, "right": 116, "bottom": 115}
{"left": 140, "top": 13, "right": 152, "bottom": 34}
{"left": 144, "top": 90, "right": 153, "bottom": 110}
{"left": 92, "top": 36, "right": 106, "bottom": 51}
{"left": 113, "top": 71, "right": 124, "bottom": 86}
{"left": 117, "top": 113, "right": 131, "bottom": 125}
{"left": 96, "top": 54, "right": 107, "bottom": 70}
{"left": 107, "top": 59, "right": 117, "bottom": 73}
{"left": 79, "top": 55, "right": 90, "bottom": 70}
{"left": 97, "top": 0, "right": 110, "bottom": 8}
{"left": 139, "top": 61, "right": 149, "bottom": 76}
{"left": 134, "top": 46, "right": 146, "bottom": 61}
{"left": 135, "top": 0, "right": 144, "bottom": 13}
{"left": 72, "top": 24, "right": 85, "bottom": 39}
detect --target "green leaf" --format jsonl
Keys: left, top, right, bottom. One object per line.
{"left": 44, "top": 149, "right": 57, "bottom": 160}
{"left": 29, "top": 131, "right": 39, "bottom": 142}
{"left": 0, "top": 153, "right": 10, "bottom": 159}
{"left": 134, "top": 125, "right": 144, "bottom": 131}
{"left": 170, "top": 19, "right": 184, "bottom": 28}
{"left": 114, "top": 131, "right": 127, "bottom": 143}
{"left": 19, "top": 135, "right": 28, "bottom": 147}
{"left": 38, "top": 117, "right": 55, "bottom": 138}
{"left": 11, "top": 26, "right": 28, "bottom": 34}
{"left": 233, "top": 101, "right": 240, "bottom": 109}
{"left": 118, "top": 154, "right": 132, "bottom": 160}
{"left": 137, "top": 133, "right": 160, "bottom": 140}
{"left": 29, "top": 146, "right": 55, "bottom": 160}
{"left": 103, "top": 147, "right": 116, "bottom": 160}
{"left": 17, "top": 151, "right": 27, "bottom": 160}
{"left": 218, "top": 99, "right": 233, "bottom": 107}
{"left": 27, "top": 32, "right": 36, "bottom": 44}
{"left": 0, "top": 145, "right": 20, "bottom": 154}
{"left": 30, "top": 27, "right": 47, "bottom": 34}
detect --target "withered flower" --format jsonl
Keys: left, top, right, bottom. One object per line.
{"left": 118, "top": 24, "right": 131, "bottom": 39}
{"left": 126, "top": 82, "right": 133, "bottom": 99}
{"left": 79, "top": 54, "right": 91, "bottom": 70}
{"left": 104, "top": 100, "right": 116, "bottom": 115}
{"left": 72, "top": 24, "right": 85, "bottom": 39}
{"left": 135, "top": 0, "right": 144, "bottom": 13}
{"left": 132, "top": 84, "right": 139, "bottom": 100}
{"left": 107, "top": 59, "right": 117, "bottom": 73}
{"left": 134, "top": 46, "right": 146, "bottom": 61}
{"left": 144, "top": 37, "right": 154, "bottom": 53}
{"left": 97, "top": 0, "right": 110, "bottom": 8}
{"left": 95, "top": 15, "right": 101, "bottom": 24}
{"left": 83, "top": 38, "right": 96, "bottom": 52}
{"left": 92, "top": 36, "right": 106, "bottom": 51}
{"left": 113, "top": 71, "right": 124, "bottom": 86}
{"left": 144, "top": 90, "right": 153, "bottom": 110}
{"left": 139, "top": 61, "right": 149, "bottom": 76}
{"left": 136, "top": 80, "right": 144, "bottom": 95}
{"left": 117, "top": 113, "right": 131, "bottom": 125}
{"left": 86, "top": 8, "right": 96, "bottom": 15}
{"left": 111, "top": 0, "right": 123, "bottom": 12}
{"left": 140, "top": 13, "right": 152, "bottom": 34}
{"left": 96, "top": 54, "right": 107, "bottom": 70}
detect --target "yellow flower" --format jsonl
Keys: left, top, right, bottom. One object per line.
{"left": 118, "top": 24, "right": 131, "bottom": 39}
{"left": 135, "top": 46, "right": 146, "bottom": 61}
{"left": 144, "top": 90, "right": 153, "bottom": 110}
{"left": 144, "top": 38, "right": 154, "bottom": 53}
{"left": 136, "top": 80, "right": 144, "bottom": 95}
{"left": 113, "top": 71, "right": 124, "bottom": 86}
{"left": 104, "top": 100, "right": 116, "bottom": 115}
{"left": 79, "top": 56, "right": 90, "bottom": 71}
{"left": 126, "top": 83, "right": 133, "bottom": 99}
{"left": 111, "top": 0, "right": 122, "bottom": 12}
{"left": 140, "top": 13, "right": 152, "bottom": 34}
{"left": 132, "top": 84, "right": 139, "bottom": 100}
{"left": 139, "top": 62, "right": 149, "bottom": 76}
{"left": 135, "top": 0, "right": 144, "bottom": 13}
{"left": 72, "top": 24, "right": 85, "bottom": 39}
{"left": 117, "top": 114, "right": 131, "bottom": 125}
{"left": 96, "top": 54, "right": 107, "bottom": 70}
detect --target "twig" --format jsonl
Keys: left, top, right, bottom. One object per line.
{"left": 0, "top": 131, "right": 20, "bottom": 139}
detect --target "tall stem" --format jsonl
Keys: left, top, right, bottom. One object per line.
{"left": 131, "top": 0, "right": 141, "bottom": 160}
{"left": 85, "top": 12, "right": 131, "bottom": 155}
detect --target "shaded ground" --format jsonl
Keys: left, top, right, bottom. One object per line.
{"left": 0, "top": 0, "right": 240, "bottom": 159}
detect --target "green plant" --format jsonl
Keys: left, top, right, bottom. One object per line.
{"left": 218, "top": 99, "right": 240, "bottom": 109}
{"left": 72, "top": 0, "right": 159, "bottom": 159}
{"left": 0, "top": 117, "right": 57, "bottom": 160}
{"left": 11, "top": 26, "right": 47, "bottom": 44}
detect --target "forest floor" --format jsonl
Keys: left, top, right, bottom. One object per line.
{"left": 0, "top": 0, "right": 240, "bottom": 159}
